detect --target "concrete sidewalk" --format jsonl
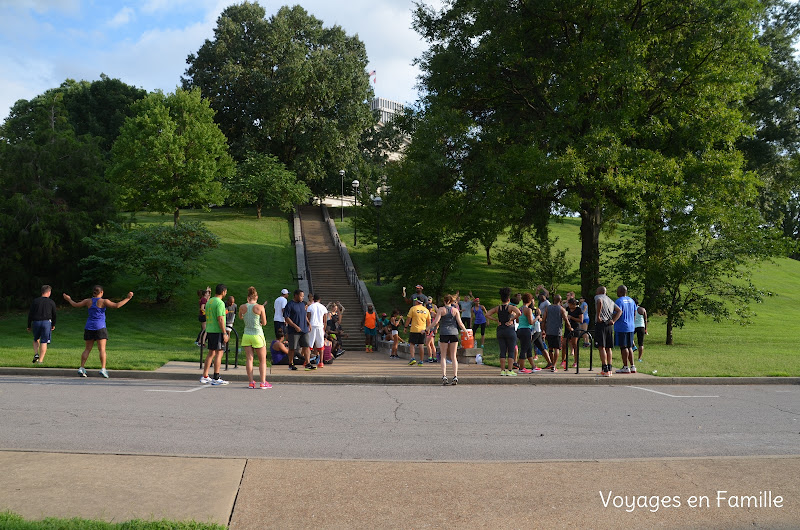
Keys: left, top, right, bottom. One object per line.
{"left": 1, "top": 350, "right": 798, "bottom": 385}
{"left": 3, "top": 451, "right": 798, "bottom": 528}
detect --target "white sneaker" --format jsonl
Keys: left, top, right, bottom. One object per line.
{"left": 210, "top": 378, "right": 229, "bottom": 385}
{"left": 616, "top": 366, "right": 631, "bottom": 374}
{"left": 199, "top": 376, "right": 213, "bottom": 384}
{"left": 99, "top": 368, "right": 109, "bottom": 379}
{"left": 78, "top": 367, "right": 87, "bottom": 377}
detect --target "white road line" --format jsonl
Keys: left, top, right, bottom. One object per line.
{"left": 145, "top": 386, "right": 209, "bottom": 393}
{"left": 628, "top": 386, "right": 719, "bottom": 398}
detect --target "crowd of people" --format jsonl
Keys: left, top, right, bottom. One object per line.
{"left": 25, "top": 280, "right": 649, "bottom": 386}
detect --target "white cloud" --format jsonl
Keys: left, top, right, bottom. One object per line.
{"left": 108, "top": 6, "right": 135, "bottom": 28}
{"left": 0, "top": 0, "right": 80, "bottom": 14}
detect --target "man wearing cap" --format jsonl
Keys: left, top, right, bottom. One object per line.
{"left": 377, "top": 312, "right": 391, "bottom": 341}
{"left": 404, "top": 298, "right": 431, "bottom": 366}
{"left": 403, "top": 285, "right": 429, "bottom": 305}
{"left": 274, "top": 288, "right": 289, "bottom": 339}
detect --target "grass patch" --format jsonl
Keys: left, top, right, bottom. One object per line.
{"left": 0, "top": 511, "right": 224, "bottom": 530}
{"left": 336, "top": 211, "right": 800, "bottom": 377}
{"left": 0, "top": 208, "right": 293, "bottom": 370}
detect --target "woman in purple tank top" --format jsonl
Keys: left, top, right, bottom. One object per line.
{"left": 63, "top": 285, "right": 133, "bottom": 379}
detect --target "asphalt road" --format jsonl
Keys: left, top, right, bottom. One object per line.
{"left": 1, "top": 376, "right": 798, "bottom": 461}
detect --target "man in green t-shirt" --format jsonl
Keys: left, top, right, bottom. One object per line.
{"left": 201, "top": 284, "right": 230, "bottom": 385}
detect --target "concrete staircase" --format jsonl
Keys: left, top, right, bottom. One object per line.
{"left": 298, "top": 206, "right": 364, "bottom": 351}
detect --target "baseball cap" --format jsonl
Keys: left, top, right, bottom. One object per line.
{"left": 281, "top": 288, "right": 289, "bottom": 294}
{"left": 413, "top": 298, "right": 423, "bottom": 304}
{"left": 415, "top": 284, "right": 423, "bottom": 289}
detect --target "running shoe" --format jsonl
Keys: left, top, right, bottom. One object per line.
{"left": 304, "top": 364, "right": 316, "bottom": 371}
{"left": 408, "top": 359, "right": 417, "bottom": 366}
{"left": 249, "top": 381, "right": 256, "bottom": 389}
{"left": 519, "top": 368, "right": 533, "bottom": 374}
{"left": 260, "top": 382, "right": 272, "bottom": 389}
{"left": 33, "top": 353, "right": 39, "bottom": 363}
{"left": 99, "top": 368, "right": 109, "bottom": 379}
{"left": 210, "top": 378, "right": 229, "bottom": 385}
{"left": 513, "top": 363, "right": 520, "bottom": 369}
{"left": 571, "top": 362, "right": 577, "bottom": 368}
{"left": 289, "top": 364, "right": 298, "bottom": 371}
{"left": 200, "top": 376, "right": 213, "bottom": 384}
{"left": 78, "top": 367, "right": 87, "bottom": 377}
{"left": 451, "top": 376, "right": 458, "bottom": 385}
{"left": 442, "top": 376, "right": 449, "bottom": 386}
{"left": 507, "top": 370, "right": 518, "bottom": 376}
{"left": 533, "top": 367, "right": 542, "bottom": 371}
{"left": 551, "top": 366, "right": 557, "bottom": 372}
{"left": 616, "top": 366, "right": 631, "bottom": 374}
{"left": 630, "top": 365, "right": 637, "bottom": 373}
{"left": 600, "top": 371, "right": 610, "bottom": 377}
{"left": 561, "top": 361, "right": 567, "bottom": 369}
{"left": 317, "top": 362, "right": 324, "bottom": 368}
{"left": 500, "top": 370, "right": 507, "bottom": 376}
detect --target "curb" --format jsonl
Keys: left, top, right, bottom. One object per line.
{"left": 1, "top": 367, "right": 798, "bottom": 386}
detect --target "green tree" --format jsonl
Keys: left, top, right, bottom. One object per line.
{"left": 80, "top": 221, "right": 219, "bottom": 303}
{"left": 0, "top": 90, "right": 116, "bottom": 308}
{"left": 108, "top": 88, "right": 234, "bottom": 226}
{"left": 413, "top": 0, "right": 765, "bottom": 310}
{"left": 497, "top": 234, "right": 575, "bottom": 295}
{"left": 183, "top": 2, "right": 374, "bottom": 195}
{"left": 225, "top": 152, "right": 311, "bottom": 218}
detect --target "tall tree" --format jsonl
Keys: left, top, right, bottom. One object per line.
{"left": 0, "top": 90, "right": 116, "bottom": 307}
{"left": 183, "top": 2, "right": 374, "bottom": 196}
{"left": 108, "top": 88, "right": 234, "bottom": 226}
{"left": 225, "top": 152, "right": 311, "bottom": 218}
{"left": 413, "top": 0, "right": 765, "bottom": 309}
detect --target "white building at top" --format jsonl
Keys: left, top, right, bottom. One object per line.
{"left": 370, "top": 97, "right": 405, "bottom": 125}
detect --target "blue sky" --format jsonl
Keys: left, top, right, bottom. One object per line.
{"left": 0, "top": 0, "right": 441, "bottom": 122}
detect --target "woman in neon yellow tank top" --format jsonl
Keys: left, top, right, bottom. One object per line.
{"left": 238, "top": 286, "right": 271, "bottom": 389}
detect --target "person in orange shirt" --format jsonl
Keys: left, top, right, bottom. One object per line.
{"left": 362, "top": 304, "right": 378, "bottom": 352}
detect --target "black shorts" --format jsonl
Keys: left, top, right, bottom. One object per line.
{"left": 206, "top": 332, "right": 225, "bottom": 351}
{"left": 595, "top": 322, "right": 614, "bottom": 348}
{"left": 439, "top": 334, "right": 459, "bottom": 343}
{"left": 84, "top": 328, "right": 108, "bottom": 341}
{"left": 617, "top": 331, "right": 634, "bottom": 348}
{"left": 545, "top": 335, "right": 561, "bottom": 350}
{"left": 635, "top": 327, "right": 645, "bottom": 347}
{"left": 198, "top": 314, "right": 206, "bottom": 323}
{"left": 409, "top": 332, "right": 425, "bottom": 345}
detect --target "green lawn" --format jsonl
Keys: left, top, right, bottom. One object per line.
{"left": 0, "top": 511, "right": 223, "bottom": 530}
{"left": 0, "top": 208, "right": 294, "bottom": 371}
{"left": 334, "top": 210, "right": 800, "bottom": 377}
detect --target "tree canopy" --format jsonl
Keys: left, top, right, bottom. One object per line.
{"left": 108, "top": 88, "right": 234, "bottom": 225}
{"left": 183, "top": 2, "right": 375, "bottom": 197}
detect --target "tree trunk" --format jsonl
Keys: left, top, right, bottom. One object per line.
{"left": 579, "top": 199, "right": 602, "bottom": 323}
{"left": 643, "top": 222, "right": 662, "bottom": 311}
{"left": 485, "top": 244, "right": 492, "bottom": 265}
{"left": 665, "top": 313, "right": 674, "bottom": 345}
{"left": 174, "top": 208, "right": 180, "bottom": 227}
{"left": 257, "top": 205, "right": 262, "bottom": 219}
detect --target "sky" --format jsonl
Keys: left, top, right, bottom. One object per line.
{"left": 0, "top": 0, "right": 443, "bottom": 123}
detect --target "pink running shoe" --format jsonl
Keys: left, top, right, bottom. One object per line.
{"left": 318, "top": 362, "right": 324, "bottom": 368}
{"left": 519, "top": 368, "right": 533, "bottom": 374}
{"left": 248, "top": 381, "right": 256, "bottom": 389}
{"left": 260, "top": 382, "right": 272, "bottom": 389}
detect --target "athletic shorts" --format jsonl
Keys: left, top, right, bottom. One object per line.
{"left": 84, "top": 328, "right": 108, "bottom": 341}
{"left": 310, "top": 326, "right": 325, "bottom": 349}
{"left": 241, "top": 333, "right": 266, "bottom": 349}
{"left": 31, "top": 320, "right": 52, "bottom": 343}
{"left": 409, "top": 332, "right": 425, "bottom": 345}
{"left": 635, "top": 327, "right": 646, "bottom": 347}
{"left": 288, "top": 332, "right": 311, "bottom": 350}
{"left": 364, "top": 326, "right": 377, "bottom": 336}
{"left": 617, "top": 331, "right": 634, "bottom": 348}
{"left": 439, "top": 334, "right": 459, "bottom": 343}
{"left": 206, "top": 332, "right": 225, "bottom": 351}
{"left": 545, "top": 334, "right": 561, "bottom": 350}
{"left": 583, "top": 315, "right": 590, "bottom": 324}
{"left": 198, "top": 314, "right": 206, "bottom": 323}
{"left": 473, "top": 322, "right": 486, "bottom": 336}
{"left": 391, "top": 329, "right": 399, "bottom": 337}
{"left": 594, "top": 322, "right": 614, "bottom": 348}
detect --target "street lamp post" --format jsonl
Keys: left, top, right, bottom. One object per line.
{"left": 339, "top": 169, "right": 345, "bottom": 222}
{"left": 351, "top": 179, "right": 360, "bottom": 246}
{"left": 372, "top": 195, "right": 382, "bottom": 285}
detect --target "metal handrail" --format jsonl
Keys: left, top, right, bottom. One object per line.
{"left": 321, "top": 205, "right": 374, "bottom": 313}
{"left": 197, "top": 326, "right": 240, "bottom": 371}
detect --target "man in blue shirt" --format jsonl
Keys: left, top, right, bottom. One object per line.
{"left": 284, "top": 289, "right": 313, "bottom": 371}
{"left": 614, "top": 285, "right": 638, "bottom": 374}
